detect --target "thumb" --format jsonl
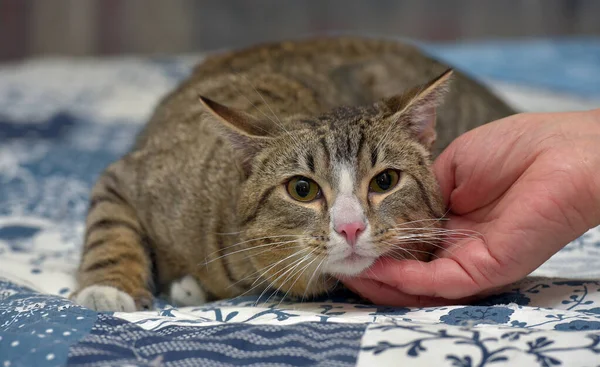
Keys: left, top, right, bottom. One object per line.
{"left": 432, "top": 116, "right": 531, "bottom": 216}
{"left": 432, "top": 141, "right": 457, "bottom": 209}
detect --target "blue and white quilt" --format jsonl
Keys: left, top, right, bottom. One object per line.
{"left": 1, "top": 38, "right": 600, "bottom": 367}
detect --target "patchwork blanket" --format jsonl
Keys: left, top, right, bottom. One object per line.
{"left": 1, "top": 38, "right": 600, "bottom": 367}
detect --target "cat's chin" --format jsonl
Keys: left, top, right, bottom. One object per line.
{"left": 323, "top": 254, "right": 377, "bottom": 277}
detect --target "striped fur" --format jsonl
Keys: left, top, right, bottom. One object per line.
{"left": 73, "top": 36, "right": 514, "bottom": 311}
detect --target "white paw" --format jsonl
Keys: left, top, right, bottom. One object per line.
{"left": 74, "top": 285, "right": 137, "bottom": 312}
{"left": 169, "top": 275, "right": 206, "bottom": 307}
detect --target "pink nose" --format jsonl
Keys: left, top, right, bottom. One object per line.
{"left": 335, "top": 221, "right": 366, "bottom": 246}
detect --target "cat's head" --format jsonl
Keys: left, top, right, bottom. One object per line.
{"left": 200, "top": 69, "right": 452, "bottom": 298}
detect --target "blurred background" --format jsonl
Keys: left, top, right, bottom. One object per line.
{"left": 2, "top": 0, "right": 600, "bottom": 62}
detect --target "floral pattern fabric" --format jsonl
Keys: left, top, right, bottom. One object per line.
{"left": 1, "top": 39, "right": 600, "bottom": 367}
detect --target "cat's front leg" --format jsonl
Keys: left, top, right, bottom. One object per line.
{"left": 72, "top": 162, "right": 155, "bottom": 312}
{"left": 169, "top": 275, "right": 207, "bottom": 307}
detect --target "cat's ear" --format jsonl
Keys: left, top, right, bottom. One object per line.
{"left": 200, "top": 96, "right": 272, "bottom": 174}
{"left": 200, "top": 96, "right": 274, "bottom": 138}
{"left": 386, "top": 69, "right": 453, "bottom": 150}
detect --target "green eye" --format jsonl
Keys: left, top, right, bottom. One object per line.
{"left": 286, "top": 176, "right": 321, "bottom": 202}
{"left": 369, "top": 169, "right": 400, "bottom": 193}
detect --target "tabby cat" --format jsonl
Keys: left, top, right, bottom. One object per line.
{"left": 72, "top": 37, "right": 514, "bottom": 311}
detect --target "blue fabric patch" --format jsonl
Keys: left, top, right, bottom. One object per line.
{"left": 440, "top": 306, "right": 514, "bottom": 326}
{"left": 0, "top": 281, "right": 98, "bottom": 367}
{"left": 67, "top": 315, "right": 365, "bottom": 366}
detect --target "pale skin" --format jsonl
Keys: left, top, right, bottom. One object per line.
{"left": 343, "top": 109, "right": 600, "bottom": 306}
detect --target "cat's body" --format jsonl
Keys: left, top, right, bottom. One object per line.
{"left": 73, "top": 37, "right": 514, "bottom": 311}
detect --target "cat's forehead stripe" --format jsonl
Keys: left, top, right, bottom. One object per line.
{"left": 370, "top": 146, "right": 378, "bottom": 167}
{"left": 319, "top": 136, "right": 330, "bottom": 164}
{"left": 338, "top": 166, "right": 355, "bottom": 196}
{"left": 356, "top": 130, "right": 366, "bottom": 161}
{"left": 306, "top": 154, "right": 315, "bottom": 173}
{"left": 326, "top": 124, "right": 364, "bottom": 165}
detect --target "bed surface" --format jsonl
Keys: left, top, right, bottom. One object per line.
{"left": 1, "top": 38, "right": 600, "bottom": 367}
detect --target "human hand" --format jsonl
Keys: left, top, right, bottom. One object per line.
{"left": 343, "top": 109, "right": 600, "bottom": 306}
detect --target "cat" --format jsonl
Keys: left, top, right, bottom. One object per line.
{"left": 71, "top": 36, "right": 514, "bottom": 311}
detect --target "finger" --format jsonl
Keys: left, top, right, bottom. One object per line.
{"left": 342, "top": 277, "right": 458, "bottom": 307}
{"left": 362, "top": 257, "right": 485, "bottom": 299}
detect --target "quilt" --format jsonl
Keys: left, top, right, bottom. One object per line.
{"left": 1, "top": 38, "right": 600, "bottom": 367}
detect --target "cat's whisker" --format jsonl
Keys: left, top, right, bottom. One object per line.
{"left": 394, "top": 218, "right": 450, "bottom": 227}
{"left": 441, "top": 206, "right": 453, "bottom": 218}
{"left": 391, "top": 233, "right": 480, "bottom": 244}
{"left": 260, "top": 247, "right": 320, "bottom": 305}
{"left": 278, "top": 255, "right": 322, "bottom": 306}
{"left": 393, "top": 212, "right": 454, "bottom": 227}
{"left": 203, "top": 234, "right": 311, "bottom": 259}
{"left": 391, "top": 227, "right": 485, "bottom": 241}
{"left": 202, "top": 240, "right": 303, "bottom": 267}
{"left": 385, "top": 241, "right": 441, "bottom": 254}
{"left": 225, "top": 242, "right": 307, "bottom": 265}
{"left": 217, "top": 242, "right": 311, "bottom": 266}
{"left": 266, "top": 248, "right": 320, "bottom": 302}
{"left": 201, "top": 239, "right": 308, "bottom": 266}
{"left": 270, "top": 257, "right": 313, "bottom": 305}
{"left": 384, "top": 244, "right": 442, "bottom": 260}
{"left": 360, "top": 265, "right": 380, "bottom": 287}
{"left": 392, "top": 226, "right": 481, "bottom": 234}
{"left": 213, "top": 230, "right": 246, "bottom": 236}
{"left": 410, "top": 232, "right": 484, "bottom": 245}
{"left": 218, "top": 234, "right": 312, "bottom": 251}
{"left": 408, "top": 249, "right": 441, "bottom": 260}
{"left": 397, "top": 214, "right": 450, "bottom": 228}
{"left": 282, "top": 255, "right": 323, "bottom": 305}
{"left": 388, "top": 234, "right": 473, "bottom": 257}
{"left": 251, "top": 249, "right": 309, "bottom": 288}
{"left": 389, "top": 234, "right": 455, "bottom": 247}
{"left": 231, "top": 247, "right": 313, "bottom": 301}
{"left": 428, "top": 237, "right": 475, "bottom": 255}
{"left": 226, "top": 246, "right": 308, "bottom": 290}
{"left": 407, "top": 237, "right": 458, "bottom": 253}
{"left": 392, "top": 218, "right": 450, "bottom": 228}
{"left": 246, "top": 263, "right": 297, "bottom": 305}
{"left": 331, "top": 278, "right": 340, "bottom": 294}
{"left": 261, "top": 248, "right": 318, "bottom": 304}
{"left": 381, "top": 241, "right": 425, "bottom": 270}
{"left": 301, "top": 256, "right": 326, "bottom": 303}
{"left": 393, "top": 208, "right": 453, "bottom": 228}
{"left": 391, "top": 234, "right": 484, "bottom": 250}
{"left": 386, "top": 250, "right": 439, "bottom": 262}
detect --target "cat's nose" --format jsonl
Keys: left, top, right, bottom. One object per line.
{"left": 335, "top": 221, "right": 366, "bottom": 246}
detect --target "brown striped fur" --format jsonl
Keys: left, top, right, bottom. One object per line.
{"left": 72, "top": 36, "right": 514, "bottom": 311}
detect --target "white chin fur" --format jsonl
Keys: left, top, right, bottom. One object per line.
{"left": 323, "top": 255, "right": 375, "bottom": 276}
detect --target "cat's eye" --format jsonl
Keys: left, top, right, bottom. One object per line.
{"left": 286, "top": 176, "right": 321, "bottom": 202}
{"left": 369, "top": 169, "right": 400, "bottom": 193}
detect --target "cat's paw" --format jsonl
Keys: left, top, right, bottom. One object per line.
{"left": 169, "top": 275, "right": 206, "bottom": 307}
{"left": 73, "top": 285, "right": 137, "bottom": 312}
